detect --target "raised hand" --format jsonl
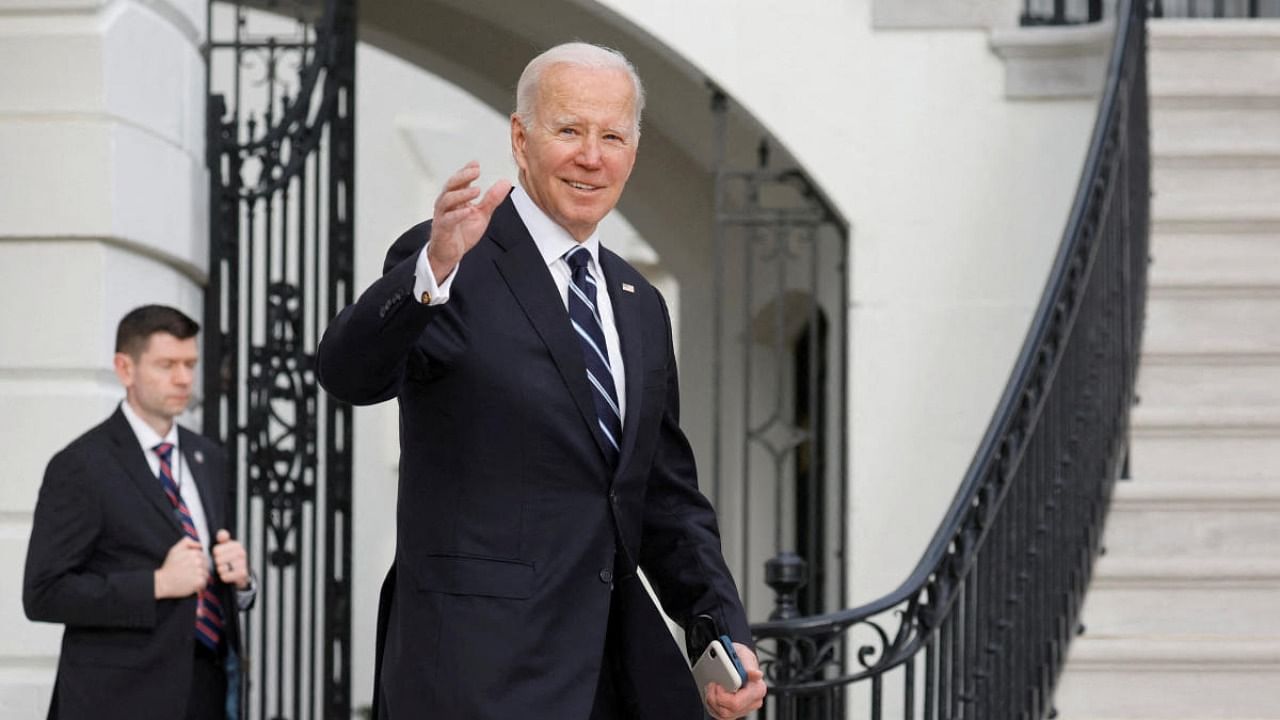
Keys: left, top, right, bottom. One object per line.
{"left": 426, "top": 162, "right": 512, "bottom": 283}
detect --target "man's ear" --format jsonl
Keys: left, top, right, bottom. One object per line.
{"left": 113, "top": 352, "right": 134, "bottom": 389}
{"left": 510, "top": 114, "right": 528, "bottom": 172}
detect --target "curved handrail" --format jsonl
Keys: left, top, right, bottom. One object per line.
{"left": 751, "top": 0, "right": 1149, "bottom": 713}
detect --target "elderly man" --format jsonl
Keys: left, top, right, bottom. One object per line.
{"left": 317, "top": 43, "right": 765, "bottom": 719}
{"left": 24, "top": 305, "right": 255, "bottom": 720}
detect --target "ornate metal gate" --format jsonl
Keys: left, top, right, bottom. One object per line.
{"left": 204, "top": 1, "right": 356, "bottom": 717}
{"left": 709, "top": 91, "right": 850, "bottom": 627}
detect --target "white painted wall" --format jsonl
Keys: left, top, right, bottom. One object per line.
{"left": 0, "top": 0, "right": 208, "bottom": 715}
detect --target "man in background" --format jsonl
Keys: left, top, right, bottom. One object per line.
{"left": 24, "top": 304, "right": 255, "bottom": 720}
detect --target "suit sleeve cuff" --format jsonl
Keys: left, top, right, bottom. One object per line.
{"left": 414, "top": 243, "right": 458, "bottom": 305}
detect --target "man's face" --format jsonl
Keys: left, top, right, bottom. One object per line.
{"left": 114, "top": 332, "right": 198, "bottom": 431}
{"left": 511, "top": 64, "right": 639, "bottom": 242}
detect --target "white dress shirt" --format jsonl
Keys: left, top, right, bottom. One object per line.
{"left": 121, "top": 400, "right": 213, "bottom": 554}
{"left": 119, "top": 400, "right": 254, "bottom": 609}
{"left": 414, "top": 185, "right": 627, "bottom": 420}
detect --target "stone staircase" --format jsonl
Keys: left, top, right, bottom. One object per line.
{"left": 1053, "top": 18, "right": 1280, "bottom": 719}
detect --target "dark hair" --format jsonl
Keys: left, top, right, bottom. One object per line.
{"left": 115, "top": 305, "right": 200, "bottom": 358}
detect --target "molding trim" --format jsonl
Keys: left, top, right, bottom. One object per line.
{"left": 872, "top": 0, "right": 1019, "bottom": 30}
{"left": 0, "top": 235, "right": 208, "bottom": 285}
{"left": 989, "top": 20, "right": 1114, "bottom": 99}
{"left": 1149, "top": 18, "right": 1280, "bottom": 51}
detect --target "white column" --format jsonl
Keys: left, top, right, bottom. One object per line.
{"left": 0, "top": 1, "right": 207, "bottom": 715}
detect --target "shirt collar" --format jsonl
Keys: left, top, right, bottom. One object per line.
{"left": 511, "top": 185, "right": 603, "bottom": 270}
{"left": 120, "top": 399, "right": 179, "bottom": 455}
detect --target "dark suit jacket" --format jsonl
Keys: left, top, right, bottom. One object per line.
{"left": 23, "top": 408, "right": 244, "bottom": 720}
{"left": 316, "top": 197, "right": 750, "bottom": 719}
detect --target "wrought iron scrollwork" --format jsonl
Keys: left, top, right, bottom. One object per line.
{"left": 750, "top": 1, "right": 1150, "bottom": 717}
{"left": 204, "top": 1, "right": 355, "bottom": 718}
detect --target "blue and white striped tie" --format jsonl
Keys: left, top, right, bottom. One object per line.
{"left": 565, "top": 246, "right": 622, "bottom": 467}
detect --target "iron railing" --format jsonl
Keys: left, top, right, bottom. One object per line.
{"left": 750, "top": 0, "right": 1150, "bottom": 717}
{"left": 1151, "top": 0, "right": 1280, "bottom": 17}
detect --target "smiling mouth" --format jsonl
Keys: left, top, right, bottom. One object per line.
{"left": 564, "top": 180, "right": 601, "bottom": 192}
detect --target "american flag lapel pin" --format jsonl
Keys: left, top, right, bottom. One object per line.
{"left": 621, "top": 283, "right": 635, "bottom": 293}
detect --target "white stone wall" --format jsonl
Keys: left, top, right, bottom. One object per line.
{"left": 0, "top": 0, "right": 208, "bottom": 715}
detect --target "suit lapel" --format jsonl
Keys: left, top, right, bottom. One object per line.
{"left": 106, "top": 408, "right": 182, "bottom": 533}
{"left": 180, "top": 427, "right": 220, "bottom": 536}
{"left": 488, "top": 199, "right": 615, "bottom": 466}
{"left": 600, "top": 249, "right": 645, "bottom": 479}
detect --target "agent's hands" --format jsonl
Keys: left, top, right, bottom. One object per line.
{"left": 703, "top": 642, "right": 767, "bottom": 719}
{"left": 154, "top": 537, "right": 207, "bottom": 599}
{"left": 426, "top": 162, "right": 512, "bottom": 283}
{"left": 212, "top": 529, "right": 251, "bottom": 590}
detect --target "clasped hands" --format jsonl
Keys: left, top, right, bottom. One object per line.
{"left": 154, "top": 529, "right": 250, "bottom": 599}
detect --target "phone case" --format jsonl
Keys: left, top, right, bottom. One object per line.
{"left": 691, "top": 638, "right": 745, "bottom": 693}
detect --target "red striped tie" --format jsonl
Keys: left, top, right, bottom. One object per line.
{"left": 154, "top": 442, "right": 223, "bottom": 651}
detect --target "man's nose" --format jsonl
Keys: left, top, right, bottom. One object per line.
{"left": 174, "top": 365, "right": 193, "bottom": 385}
{"left": 576, "top": 135, "right": 602, "bottom": 168}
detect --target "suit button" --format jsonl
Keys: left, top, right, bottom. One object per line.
{"left": 599, "top": 569, "right": 613, "bottom": 584}
{"left": 609, "top": 492, "right": 618, "bottom": 506}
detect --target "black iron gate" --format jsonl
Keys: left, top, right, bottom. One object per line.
{"left": 709, "top": 91, "right": 850, "bottom": 628}
{"left": 204, "top": 1, "right": 356, "bottom": 718}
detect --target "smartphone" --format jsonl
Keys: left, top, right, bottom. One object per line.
{"left": 691, "top": 635, "right": 747, "bottom": 693}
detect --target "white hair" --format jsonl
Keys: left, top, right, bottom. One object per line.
{"left": 514, "top": 42, "right": 646, "bottom": 136}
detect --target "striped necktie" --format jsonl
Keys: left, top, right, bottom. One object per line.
{"left": 154, "top": 442, "right": 224, "bottom": 651}
{"left": 564, "top": 246, "right": 622, "bottom": 467}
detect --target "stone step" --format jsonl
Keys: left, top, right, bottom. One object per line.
{"left": 1152, "top": 157, "right": 1280, "bottom": 225}
{"left": 1142, "top": 286, "right": 1280, "bottom": 356}
{"left": 1102, "top": 480, "right": 1280, "bottom": 556}
{"left": 1079, "top": 557, "right": 1280, "bottom": 637}
{"left": 1152, "top": 102, "right": 1280, "bottom": 157}
{"left": 1137, "top": 353, "right": 1280, "bottom": 410}
{"left": 1150, "top": 228, "right": 1280, "bottom": 288}
{"left": 1129, "top": 406, "right": 1280, "bottom": 482}
{"left": 1054, "top": 636, "right": 1280, "bottom": 718}
{"left": 1148, "top": 19, "right": 1280, "bottom": 100}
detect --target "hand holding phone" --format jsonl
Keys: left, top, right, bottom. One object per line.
{"left": 691, "top": 635, "right": 748, "bottom": 693}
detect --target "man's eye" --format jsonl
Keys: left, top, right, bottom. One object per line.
{"left": 559, "top": 127, "right": 577, "bottom": 136}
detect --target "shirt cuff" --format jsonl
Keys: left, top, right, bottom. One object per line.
{"left": 236, "top": 574, "right": 257, "bottom": 611}
{"left": 415, "top": 242, "right": 458, "bottom": 305}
